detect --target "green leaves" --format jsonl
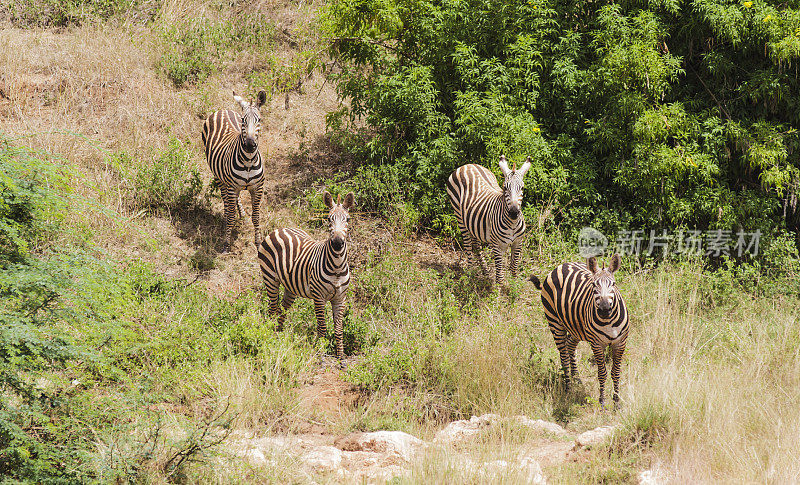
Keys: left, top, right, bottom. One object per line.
{"left": 326, "top": 0, "right": 800, "bottom": 240}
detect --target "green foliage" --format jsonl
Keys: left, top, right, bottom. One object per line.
{"left": 3, "top": 0, "right": 158, "bottom": 27}
{"left": 246, "top": 49, "right": 322, "bottom": 100}
{"left": 0, "top": 140, "right": 93, "bottom": 481}
{"left": 325, "top": 0, "right": 800, "bottom": 250}
{"left": 127, "top": 138, "right": 203, "bottom": 214}
{"left": 157, "top": 14, "right": 277, "bottom": 87}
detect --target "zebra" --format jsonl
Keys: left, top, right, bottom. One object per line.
{"left": 446, "top": 155, "right": 531, "bottom": 285}
{"left": 529, "top": 254, "right": 630, "bottom": 408}
{"left": 202, "top": 90, "right": 267, "bottom": 253}
{"left": 257, "top": 191, "right": 355, "bottom": 360}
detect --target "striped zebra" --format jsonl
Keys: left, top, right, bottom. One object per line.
{"left": 258, "top": 191, "right": 355, "bottom": 360}
{"left": 529, "top": 254, "right": 630, "bottom": 408}
{"left": 446, "top": 156, "right": 531, "bottom": 285}
{"left": 202, "top": 90, "right": 267, "bottom": 253}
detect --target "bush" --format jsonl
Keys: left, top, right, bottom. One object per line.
{"left": 130, "top": 138, "right": 203, "bottom": 214}
{"left": 324, "top": 0, "right": 800, "bottom": 251}
{"left": 4, "top": 0, "right": 158, "bottom": 27}
{"left": 157, "top": 15, "right": 277, "bottom": 87}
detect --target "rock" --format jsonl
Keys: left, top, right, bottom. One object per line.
{"left": 336, "top": 430, "right": 426, "bottom": 462}
{"left": 511, "top": 415, "right": 568, "bottom": 436}
{"left": 518, "top": 456, "right": 547, "bottom": 484}
{"left": 433, "top": 414, "right": 501, "bottom": 444}
{"left": 638, "top": 466, "right": 665, "bottom": 485}
{"left": 574, "top": 425, "right": 617, "bottom": 449}
{"left": 461, "top": 457, "right": 547, "bottom": 484}
{"left": 242, "top": 448, "right": 268, "bottom": 465}
{"left": 303, "top": 445, "right": 343, "bottom": 472}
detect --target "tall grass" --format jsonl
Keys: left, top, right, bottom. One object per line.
{"left": 618, "top": 264, "right": 800, "bottom": 482}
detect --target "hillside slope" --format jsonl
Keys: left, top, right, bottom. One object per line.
{"left": 2, "top": 1, "right": 800, "bottom": 483}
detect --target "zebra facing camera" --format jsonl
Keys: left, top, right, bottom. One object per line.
{"left": 578, "top": 227, "right": 608, "bottom": 258}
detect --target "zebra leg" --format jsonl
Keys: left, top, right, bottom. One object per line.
{"left": 473, "top": 241, "right": 490, "bottom": 276}
{"left": 549, "top": 323, "right": 572, "bottom": 390}
{"left": 492, "top": 245, "right": 507, "bottom": 286}
{"left": 590, "top": 341, "right": 609, "bottom": 408}
{"left": 464, "top": 234, "right": 489, "bottom": 276}
{"left": 566, "top": 335, "right": 579, "bottom": 382}
{"left": 221, "top": 185, "right": 242, "bottom": 253}
{"left": 611, "top": 340, "right": 626, "bottom": 410}
{"left": 248, "top": 182, "right": 265, "bottom": 247}
{"left": 332, "top": 296, "right": 345, "bottom": 360}
{"left": 509, "top": 239, "right": 523, "bottom": 278}
{"left": 278, "top": 292, "right": 296, "bottom": 330}
{"left": 313, "top": 299, "right": 327, "bottom": 340}
{"left": 263, "top": 279, "right": 282, "bottom": 329}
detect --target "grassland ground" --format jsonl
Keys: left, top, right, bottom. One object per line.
{"left": 2, "top": 2, "right": 800, "bottom": 483}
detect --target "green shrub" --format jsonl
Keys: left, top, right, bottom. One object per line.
{"left": 0, "top": 139, "right": 95, "bottom": 482}
{"left": 131, "top": 138, "right": 203, "bottom": 214}
{"left": 4, "top": 0, "right": 158, "bottom": 27}
{"left": 325, "top": 0, "right": 800, "bottom": 251}
{"left": 157, "top": 15, "right": 277, "bottom": 87}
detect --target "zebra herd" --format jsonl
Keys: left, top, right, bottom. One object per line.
{"left": 202, "top": 91, "right": 631, "bottom": 407}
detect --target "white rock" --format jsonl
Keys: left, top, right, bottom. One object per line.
{"left": 242, "top": 448, "right": 267, "bottom": 465}
{"left": 511, "top": 415, "right": 568, "bottom": 436}
{"left": 433, "top": 414, "right": 500, "bottom": 444}
{"left": 463, "top": 457, "right": 546, "bottom": 485}
{"left": 638, "top": 466, "right": 665, "bottom": 485}
{"left": 303, "top": 445, "right": 343, "bottom": 472}
{"left": 336, "top": 430, "right": 425, "bottom": 462}
{"left": 574, "top": 425, "right": 617, "bottom": 449}
{"left": 518, "top": 456, "right": 548, "bottom": 484}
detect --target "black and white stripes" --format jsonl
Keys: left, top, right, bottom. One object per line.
{"left": 446, "top": 156, "right": 531, "bottom": 285}
{"left": 530, "top": 254, "right": 630, "bottom": 407}
{"left": 202, "top": 90, "right": 267, "bottom": 252}
{"left": 258, "top": 191, "right": 355, "bottom": 360}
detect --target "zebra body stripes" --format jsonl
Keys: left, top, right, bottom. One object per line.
{"left": 530, "top": 254, "right": 629, "bottom": 408}
{"left": 446, "top": 156, "right": 531, "bottom": 285}
{"left": 258, "top": 191, "right": 355, "bottom": 360}
{"left": 202, "top": 90, "right": 267, "bottom": 252}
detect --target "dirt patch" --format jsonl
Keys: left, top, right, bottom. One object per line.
{"left": 294, "top": 356, "right": 365, "bottom": 432}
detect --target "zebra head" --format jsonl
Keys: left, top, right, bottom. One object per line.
{"left": 498, "top": 155, "right": 531, "bottom": 220}
{"left": 587, "top": 253, "right": 621, "bottom": 317}
{"left": 233, "top": 90, "right": 266, "bottom": 154}
{"left": 323, "top": 191, "right": 355, "bottom": 252}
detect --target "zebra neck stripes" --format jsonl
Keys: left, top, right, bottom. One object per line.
{"left": 496, "top": 195, "right": 525, "bottom": 240}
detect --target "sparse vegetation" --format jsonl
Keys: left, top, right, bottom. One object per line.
{"left": 2, "top": 0, "right": 800, "bottom": 483}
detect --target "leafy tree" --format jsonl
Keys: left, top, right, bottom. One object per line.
{"left": 324, "top": 0, "right": 800, "bottom": 247}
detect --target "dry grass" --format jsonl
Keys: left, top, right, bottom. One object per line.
{"left": 618, "top": 265, "right": 800, "bottom": 483}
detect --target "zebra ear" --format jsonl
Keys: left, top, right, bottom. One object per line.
{"left": 323, "top": 191, "right": 334, "bottom": 209}
{"left": 587, "top": 256, "right": 599, "bottom": 274}
{"left": 518, "top": 157, "right": 532, "bottom": 178}
{"left": 256, "top": 90, "right": 267, "bottom": 108}
{"left": 342, "top": 192, "right": 355, "bottom": 210}
{"left": 608, "top": 253, "right": 621, "bottom": 273}
{"left": 498, "top": 155, "right": 510, "bottom": 177}
{"left": 233, "top": 90, "right": 249, "bottom": 110}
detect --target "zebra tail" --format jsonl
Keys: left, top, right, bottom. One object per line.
{"left": 528, "top": 274, "right": 541, "bottom": 290}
